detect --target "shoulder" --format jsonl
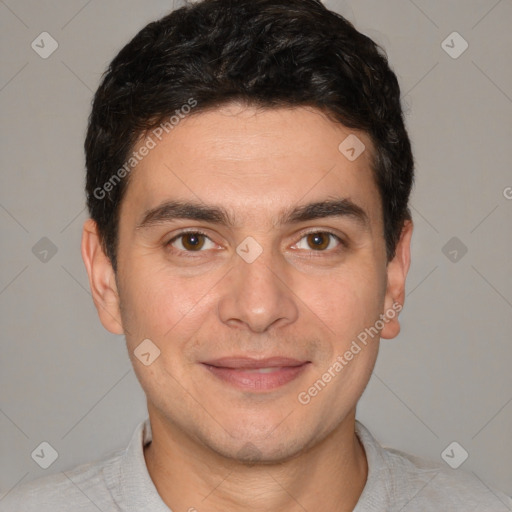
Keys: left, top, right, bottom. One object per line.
{"left": 355, "top": 421, "right": 512, "bottom": 511}
{"left": 381, "top": 445, "right": 512, "bottom": 510}
{"left": 0, "top": 450, "right": 123, "bottom": 512}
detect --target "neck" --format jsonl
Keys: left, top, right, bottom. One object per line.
{"left": 144, "top": 409, "right": 368, "bottom": 512}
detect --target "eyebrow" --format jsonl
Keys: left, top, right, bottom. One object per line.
{"left": 136, "top": 197, "right": 370, "bottom": 231}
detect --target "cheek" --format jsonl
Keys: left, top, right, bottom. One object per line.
{"left": 119, "top": 263, "right": 218, "bottom": 347}
{"left": 305, "top": 265, "right": 385, "bottom": 338}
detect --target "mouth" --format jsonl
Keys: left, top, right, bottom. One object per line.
{"left": 200, "top": 357, "right": 311, "bottom": 391}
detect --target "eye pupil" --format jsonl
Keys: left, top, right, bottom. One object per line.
{"left": 183, "top": 233, "right": 204, "bottom": 250}
{"left": 307, "top": 233, "right": 329, "bottom": 250}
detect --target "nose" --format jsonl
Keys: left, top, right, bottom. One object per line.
{"left": 217, "top": 246, "right": 299, "bottom": 334}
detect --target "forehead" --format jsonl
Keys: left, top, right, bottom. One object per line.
{"left": 122, "top": 104, "right": 382, "bottom": 231}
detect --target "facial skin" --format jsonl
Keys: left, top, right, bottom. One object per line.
{"left": 82, "top": 103, "right": 413, "bottom": 512}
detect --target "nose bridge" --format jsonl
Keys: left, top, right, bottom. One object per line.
{"left": 216, "top": 240, "right": 298, "bottom": 332}
{"left": 238, "top": 245, "right": 281, "bottom": 299}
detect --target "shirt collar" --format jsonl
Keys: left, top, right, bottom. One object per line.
{"left": 353, "top": 420, "right": 392, "bottom": 510}
{"left": 105, "top": 418, "right": 171, "bottom": 511}
{"left": 107, "top": 418, "right": 388, "bottom": 511}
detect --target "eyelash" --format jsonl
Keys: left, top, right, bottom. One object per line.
{"left": 165, "top": 229, "right": 348, "bottom": 257}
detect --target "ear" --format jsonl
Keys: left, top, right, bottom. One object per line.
{"left": 380, "top": 219, "right": 413, "bottom": 340}
{"left": 81, "top": 219, "right": 124, "bottom": 335}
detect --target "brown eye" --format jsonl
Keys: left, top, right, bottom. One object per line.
{"left": 306, "top": 232, "right": 331, "bottom": 250}
{"left": 180, "top": 233, "right": 205, "bottom": 251}
{"left": 167, "top": 232, "right": 215, "bottom": 253}
{"left": 294, "top": 232, "right": 344, "bottom": 253}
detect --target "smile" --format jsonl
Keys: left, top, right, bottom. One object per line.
{"left": 200, "top": 358, "right": 311, "bottom": 391}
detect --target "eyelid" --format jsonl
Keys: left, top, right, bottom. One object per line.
{"left": 166, "top": 228, "right": 211, "bottom": 242}
{"left": 165, "top": 229, "right": 219, "bottom": 254}
{"left": 165, "top": 228, "right": 347, "bottom": 256}
{"left": 291, "top": 229, "right": 347, "bottom": 251}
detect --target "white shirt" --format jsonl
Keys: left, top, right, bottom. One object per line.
{"left": 1, "top": 418, "right": 511, "bottom": 511}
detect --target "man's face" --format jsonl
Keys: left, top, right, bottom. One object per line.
{"left": 87, "top": 104, "right": 410, "bottom": 462}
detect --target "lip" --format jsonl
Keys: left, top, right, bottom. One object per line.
{"left": 202, "top": 356, "right": 308, "bottom": 369}
{"left": 201, "top": 357, "right": 311, "bottom": 391}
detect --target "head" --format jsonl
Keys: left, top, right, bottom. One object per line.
{"left": 82, "top": 0, "right": 414, "bottom": 462}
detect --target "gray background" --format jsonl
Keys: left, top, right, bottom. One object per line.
{"left": 1, "top": 0, "right": 511, "bottom": 499}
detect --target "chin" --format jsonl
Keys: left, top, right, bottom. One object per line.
{"left": 213, "top": 438, "right": 306, "bottom": 465}
{"left": 198, "top": 419, "right": 313, "bottom": 465}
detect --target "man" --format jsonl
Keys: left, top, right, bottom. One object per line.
{"left": 2, "top": 0, "right": 511, "bottom": 510}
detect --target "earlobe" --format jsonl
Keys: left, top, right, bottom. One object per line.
{"left": 81, "top": 219, "right": 124, "bottom": 335}
{"left": 380, "top": 219, "right": 413, "bottom": 340}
